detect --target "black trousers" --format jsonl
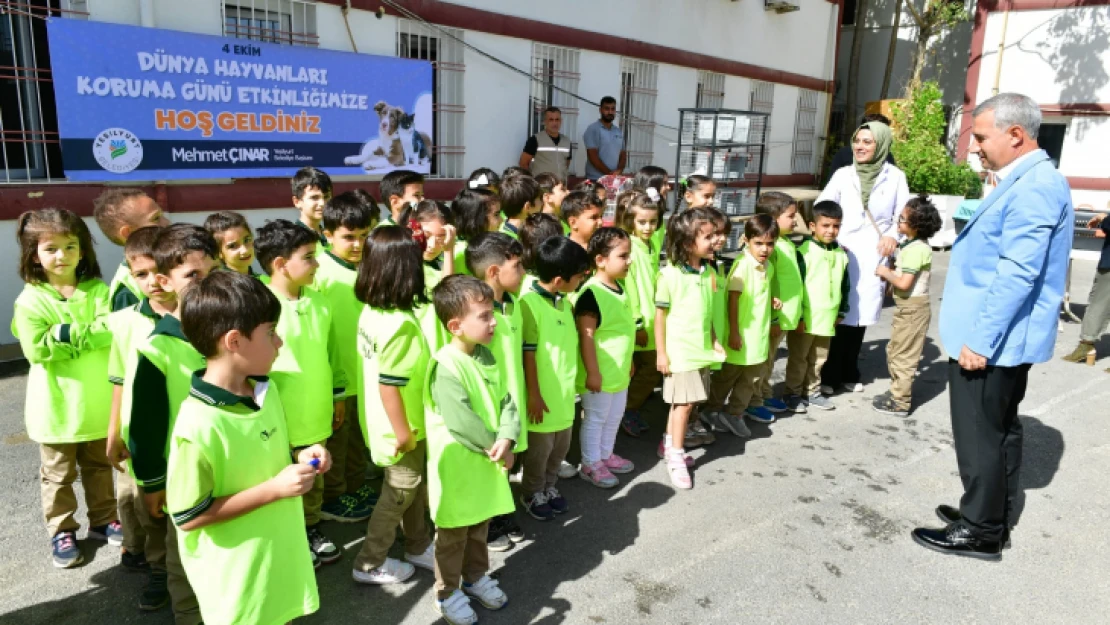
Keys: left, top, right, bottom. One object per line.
{"left": 948, "top": 359, "right": 1030, "bottom": 541}
{"left": 821, "top": 324, "right": 867, "bottom": 386}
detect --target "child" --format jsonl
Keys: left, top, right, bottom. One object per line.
{"left": 654, "top": 208, "right": 726, "bottom": 490}
{"left": 562, "top": 190, "right": 603, "bottom": 250}
{"left": 92, "top": 188, "right": 169, "bottom": 311}
{"left": 13, "top": 208, "right": 118, "bottom": 569}
{"left": 574, "top": 179, "right": 605, "bottom": 206}
{"left": 575, "top": 227, "right": 637, "bottom": 488}
{"left": 502, "top": 165, "right": 531, "bottom": 179}
{"left": 399, "top": 200, "right": 458, "bottom": 350}
{"left": 535, "top": 172, "right": 569, "bottom": 222}
{"left": 467, "top": 167, "right": 501, "bottom": 192}
{"left": 616, "top": 190, "right": 661, "bottom": 437}
{"left": 255, "top": 219, "right": 347, "bottom": 567}
{"left": 498, "top": 173, "right": 542, "bottom": 240}
{"left": 704, "top": 214, "right": 783, "bottom": 436}
{"left": 380, "top": 169, "right": 426, "bottom": 226}
{"left": 465, "top": 232, "right": 528, "bottom": 550}
{"left": 425, "top": 275, "right": 517, "bottom": 623}
{"left": 657, "top": 174, "right": 717, "bottom": 259}
{"left": 315, "top": 192, "right": 378, "bottom": 523}
{"left": 873, "top": 195, "right": 942, "bottom": 417}
{"left": 203, "top": 211, "right": 256, "bottom": 276}
{"left": 168, "top": 271, "right": 327, "bottom": 625}
{"left": 755, "top": 192, "right": 806, "bottom": 414}
{"left": 782, "top": 201, "right": 849, "bottom": 412}
{"left": 291, "top": 166, "right": 333, "bottom": 246}
{"left": 632, "top": 165, "right": 671, "bottom": 255}
{"left": 691, "top": 208, "right": 733, "bottom": 446}
{"left": 519, "top": 237, "right": 589, "bottom": 520}
{"left": 452, "top": 187, "right": 503, "bottom": 275}
{"left": 351, "top": 225, "right": 435, "bottom": 585}
{"left": 518, "top": 212, "right": 564, "bottom": 295}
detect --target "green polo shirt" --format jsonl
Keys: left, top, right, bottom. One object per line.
{"left": 108, "top": 262, "right": 141, "bottom": 312}
{"left": 655, "top": 262, "right": 722, "bottom": 373}
{"left": 107, "top": 298, "right": 161, "bottom": 458}
{"left": 313, "top": 251, "right": 362, "bottom": 396}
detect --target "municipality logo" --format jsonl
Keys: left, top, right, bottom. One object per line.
{"left": 92, "top": 128, "right": 143, "bottom": 174}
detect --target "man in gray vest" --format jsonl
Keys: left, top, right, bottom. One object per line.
{"left": 520, "top": 106, "right": 571, "bottom": 181}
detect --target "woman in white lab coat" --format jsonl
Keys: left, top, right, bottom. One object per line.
{"left": 815, "top": 121, "right": 910, "bottom": 393}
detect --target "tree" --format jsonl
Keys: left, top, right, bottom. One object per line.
{"left": 880, "top": 0, "right": 905, "bottom": 100}
{"left": 902, "top": 0, "right": 970, "bottom": 98}
{"left": 843, "top": 0, "right": 871, "bottom": 143}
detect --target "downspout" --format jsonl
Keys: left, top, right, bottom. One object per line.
{"left": 139, "top": 0, "right": 154, "bottom": 27}
{"left": 991, "top": 10, "right": 1009, "bottom": 95}
{"left": 343, "top": 0, "right": 360, "bottom": 53}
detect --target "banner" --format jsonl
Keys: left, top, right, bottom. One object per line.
{"left": 47, "top": 19, "right": 433, "bottom": 181}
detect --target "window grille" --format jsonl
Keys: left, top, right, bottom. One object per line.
{"left": 748, "top": 80, "right": 774, "bottom": 175}
{"left": 792, "top": 89, "right": 819, "bottom": 175}
{"left": 618, "top": 58, "right": 658, "bottom": 173}
{"left": 695, "top": 70, "right": 725, "bottom": 109}
{"left": 221, "top": 0, "right": 318, "bottom": 47}
{"left": 397, "top": 18, "right": 464, "bottom": 179}
{"left": 528, "top": 43, "right": 580, "bottom": 175}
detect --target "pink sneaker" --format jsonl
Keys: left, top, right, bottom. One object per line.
{"left": 579, "top": 461, "right": 619, "bottom": 489}
{"left": 656, "top": 438, "right": 695, "bottom": 467}
{"left": 666, "top": 452, "right": 692, "bottom": 490}
{"left": 602, "top": 454, "right": 635, "bottom": 474}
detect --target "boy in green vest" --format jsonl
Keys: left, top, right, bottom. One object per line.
{"left": 291, "top": 166, "right": 333, "bottom": 247}
{"left": 380, "top": 169, "right": 426, "bottom": 226}
{"left": 256, "top": 219, "right": 347, "bottom": 567}
{"left": 498, "top": 173, "right": 542, "bottom": 240}
{"left": 92, "top": 188, "right": 170, "bottom": 311}
{"left": 755, "top": 192, "right": 808, "bottom": 414}
{"left": 316, "top": 193, "right": 378, "bottom": 522}
{"left": 783, "top": 201, "right": 850, "bottom": 412}
{"left": 168, "top": 270, "right": 327, "bottom": 625}
{"left": 127, "top": 224, "right": 221, "bottom": 625}
{"left": 425, "top": 275, "right": 517, "bottom": 625}
{"left": 704, "top": 214, "right": 782, "bottom": 436}
{"left": 465, "top": 232, "right": 528, "bottom": 551}
{"left": 519, "top": 237, "right": 589, "bottom": 521}
{"left": 561, "top": 191, "right": 604, "bottom": 250}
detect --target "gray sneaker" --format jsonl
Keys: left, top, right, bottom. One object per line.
{"left": 785, "top": 395, "right": 808, "bottom": 414}
{"left": 720, "top": 412, "right": 752, "bottom": 437}
{"left": 808, "top": 392, "right": 836, "bottom": 411}
{"left": 699, "top": 410, "right": 729, "bottom": 433}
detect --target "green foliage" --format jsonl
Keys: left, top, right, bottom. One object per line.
{"left": 891, "top": 82, "right": 982, "bottom": 198}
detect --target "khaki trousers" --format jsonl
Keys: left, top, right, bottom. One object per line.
{"left": 706, "top": 363, "right": 763, "bottom": 415}
{"left": 131, "top": 482, "right": 167, "bottom": 572}
{"left": 783, "top": 332, "right": 831, "bottom": 397}
{"left": 116, "top": 469, "right": 147, "bottom": 554}
{"left": 887, "top": 297, "right": 931, "bottom": 409}
{"left": 353, "top": 440, "right": 432, "bottom": 572}
{"left": 433, "top": 520, "right": 491, "bottom": 600}
{"left": 295, "top": 441, "right": 327, "bottom": 526}
{"left": 163, "top": 515, "right": 202, "bottom": 624}
{"left": 521, "top": 427, "right": 573, "bottom": 496}
{"left": 323, "top": 396, "right": 367, "bottom": 501}
{"left": 626, "top": 350, "right": 662, "bottom": 411}
{"left": 758, "top": 329, "right": 788, "bottom": 400}
{"left": 39, "top": 441, "right": 116, "bottom": 537}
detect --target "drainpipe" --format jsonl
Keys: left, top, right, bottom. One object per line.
{"left": 991, "top": 11, "right": 1009, "bottom": 95}
{"left": 139, "top": 0, "right": 155, "bottom": 27}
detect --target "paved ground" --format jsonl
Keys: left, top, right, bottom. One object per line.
{"left": 2, "top": 253, "right": 1109, "bottom": 625}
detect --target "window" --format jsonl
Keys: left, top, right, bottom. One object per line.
{"left": 1039, "top": 123, "right": 1066, "bottom": 169}
{"left": 792, "top": 89, "right": 819, "bottom": 175}
{"left": 748, "top": 80, "right": 774, "bottom": 175}
{"left": 695, "top": 70, "right": 725, "bottom": 110}
{"left": 529, "top": 43, "right": 581, "bottom": 172}
{"left": 397, "top": 19, "right": 465, "bottom": 179}
{"left": 618, "top": 58, "right": 658, "bottom": 173}
{"left": 222, "top": 1, "right": 318, "bottom": 47}
{"left": 841, "top": 0, "right": 857, "bottom": 26}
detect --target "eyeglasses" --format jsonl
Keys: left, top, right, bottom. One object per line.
{"left": 897, "top": 215, "right": 907, "bottom": 224}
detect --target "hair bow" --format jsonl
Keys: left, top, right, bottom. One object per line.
{"left": 407, "top": 218, "right": 427, "bottom": 252}
{"left": 645, "top": 187, "right": 661, "bottom": 202}
{"left": 469, "top": 173, "right": 490, "bottom": 189}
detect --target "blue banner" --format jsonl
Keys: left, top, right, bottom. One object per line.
{"left": 46, "top": 19, "right": 434, "bottom": 181}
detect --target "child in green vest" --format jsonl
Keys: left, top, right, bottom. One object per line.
{"left": 203, "top": 211, "right": 256, "bottom": 276}
{"left": 104, "top": 226, "right": 174, "bottom": 607}
{"left": 654, "top": 208, "right": 727, "bottom": 490}
{"left": 291, "top": 166, "right": 333, "bottom": 247}
{"left": 127, "top": 223, "right": 220, "bottom": 624}
{"left": 873, "top": 195, "right": 942, "bottom": 417}
{"left": 535, "top": 172, "right": 569, "bottom": 223}
{"left": 499, "top": 173, "right": 542, "bottom": 241}
{"left": 351, "top": 225, "right": 436, "bottom": 586}
{"left": 575, "top": 228, "right": 637, "bottom": 489}
{"left": 425, "top": 275, "right": 518, "bottom": 624}
{"left": 92, "top": 188, "right": 170, "bottom": 311}
{"left": 692, "top": 207, "right": 732, "bottom": 448}
{"left": 465, "top": 232, "right": 528, "bottom": 551}
{"left": 168, "top": 270, "right": 327, "bottom": 625}
{"left": 316, "top": 193, "right": 377, "bottom": 523}
{"left": 616, "top": 190, "right": 662, "bottom": 437}
{"left": 633, "top": 165, "right": 672, "bottom": 259}
{"left": 783, "top": 201, "right": 850, "bottom": 412}
{"left": 518, "top": 212, "right": 564, "bottom": 296}
{"left": 705, "top": 214, "right": 783, "bottom": 436}
{"left": 256, "top": 219, "right": 347, "bottom": 568}
{"left": 452, "top": 187, "right": 503, "bottom": 275}
{"left": 754, "top": 192, "right": 806, "bottom": 414}
{"left": 562, "top": 190, "right": 604, "bottom": 250}
{"left": 520, "top": 237, "right": 590, "bottom": 520}
{"left": 400, "top": 200, "right": 458, "bottom": 351}
{"left": 13, "top": 209, "right": 117, "bottom": 569}
{"left": 381, "top": 169, "right": 426, "bottom": 226}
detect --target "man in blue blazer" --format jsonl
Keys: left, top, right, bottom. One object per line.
{"left": 911, "top": 93, "right": 1073, "bottom": 560}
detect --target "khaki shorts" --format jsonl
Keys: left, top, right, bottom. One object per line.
{"left": 662, "top": 368, "right": 710, "bottom": 405}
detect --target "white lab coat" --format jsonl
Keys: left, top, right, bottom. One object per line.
{"left": 816, "top": 162, "right": 911, "bottom": 326}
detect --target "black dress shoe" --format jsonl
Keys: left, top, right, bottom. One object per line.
{"left": 911, "top": 523, "right": 1003, "bottom": 561}
{"left": 935, "top": 505, "right": 1012, "bottom": 549}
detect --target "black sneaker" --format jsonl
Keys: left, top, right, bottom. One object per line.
{"left": 307, "top": 524, "right": 342, "bottom": 564}
{"left": 139, "top": 569, "right": 169, "bottom": 611}
{"left": 520, "top": 492, "right": 554, "bottom": 521}
{"left": 545, "top": 486, "right": 568, "bottom": 515}
{"left": 319, "top": 494, "right": 373, "bottom": 523}
{"left": 872, "top": 395, "right": 909, "bottom": 417}
{"left": 120, "top": 549, "right": 149, "bottom": 572}
{"left": 87, "top": 521, "right": 124, "bottom": 546}
{"left": 352, "top": 483, "right": 380, "bottom": 507}
{"left": 51, "top": 531, "right": 82, "bottom": 569}
{"left": 487, "top": 520, "right": 512, "bottom": 552}
{"left": 501, "top": 514, "right": 525, "bottom": 543}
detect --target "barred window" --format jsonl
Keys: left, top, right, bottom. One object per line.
{"left": 397, "top": 19, "right": 464, "bottom": 179}
{"left": 618, "top": 58, "right": 658, "bottom": 173}
{"left": 792, "top": 89, "right": 819, "bottom": 175}
{"left": 529, "top": 43, "right": 580, "bottom": 175}
{"left": 748, "top": 80, "right": 774, "bottom": 175}
{"left": 221, "top": 0, "right": 318, "bottom": 47}
{"left": 695, "top": 70, "right": 725, "bottom": 110}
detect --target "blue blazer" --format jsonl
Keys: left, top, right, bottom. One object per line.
{"left": 939, "top": 150, "right": 1073, "bottom": 367}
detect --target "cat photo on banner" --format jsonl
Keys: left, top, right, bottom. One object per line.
{"left": 344, "top": 92, "right": 433, "bottom": 174}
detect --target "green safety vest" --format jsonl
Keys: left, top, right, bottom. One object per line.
{"left": 799, "top": 238, "right": 848, "bottom": 337}
{"left": 575, "top": 278, "right": 636, "bottom": 393}
{"left": 491, "top": 293, "right": 528, "bottom": 452}
{"left": 771, "top": 237, "right": 804, "bottom": 331}
{"left": 520, "top": 288, "right": 578, "bottom": 433}
{"left": 625, "top": 237, "right": 658, "bottom": 351}
{"left": 724, "top": 252, "right": 775, "bottom": 366}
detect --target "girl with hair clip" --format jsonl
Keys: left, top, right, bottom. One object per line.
{"left": 450, "top": 188, "right": 503, "bottom": 276}
{"left": 466, "top": 167, "right": 501, "bottom": 193}
{"left": 633, "top": 165, "right": 672, "bottom": 239}
{"left": 655, "top": 174, "right": 717, "bottom": 260}
{"left": 654, "top": 208, "right": 726, "bottom": 490}
{"left": 398, "top": 200, "right": 458, "bottom": 350}
{"left": 12, "top": 208, "right": 119, "bottom": 568}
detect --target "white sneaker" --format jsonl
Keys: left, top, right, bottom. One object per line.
{"left": 352, "top": 557, "right": 415, "bottom": 585}
{"left": 463, "top": 574, "right": 509, "bottom": 609}
{"left": 435, "top": 589, "right": 478, "bottom": 625}
{"left": 557, "top": 460, "right": 577, "bottom": 479}
{"left": 842, "top": 382, "right": 864, "bottom": 393}
{"left": 405, "top": 542, "right": 435, "bottom": 571}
